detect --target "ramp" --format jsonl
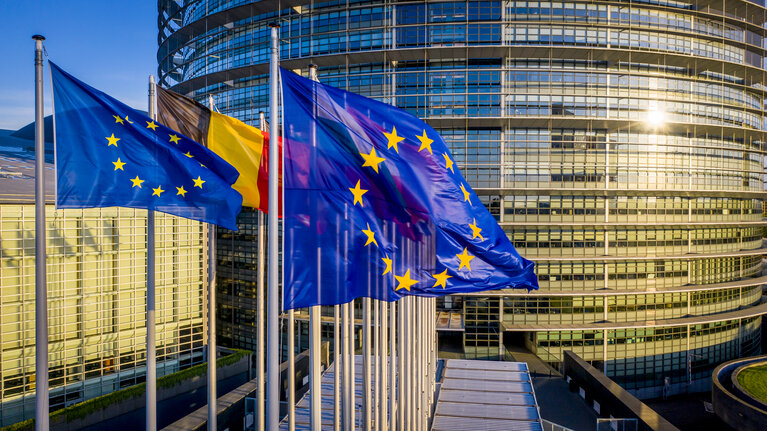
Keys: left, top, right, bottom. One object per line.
{"left": 432, "top": 359, "right": 543, "bottom": 431}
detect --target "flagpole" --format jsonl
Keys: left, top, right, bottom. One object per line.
{"left": 420, "top": 298, "right": 426, "bottom": 430}
{"left": 415, "top": 298, "right": 420, "bottom": 431}
{"left": 288, "top": 309, "right": 295, "bottom": 431}
{"left": 309, "top": 297, "right": 321, "bottom": 430}
{"left": 363, "top": 298, "right": 372, "bottom": 431}
{"left": 341, "top": 302, "right": 349, "bottom": 430}
{"left": 419, "top": 298, "right": 424, "bottom": 430}
{"left": 206, "top": 224, "right": 217, "bottom": 430}
{"left": 379, "top": 300, "right": 387, "bottom": 430}
{"left": 257, "top": 112, "right": 266, "bottom": 431}
{"left": 397, "top": 297, "right": 404, "bottom": 430}
{"left": 349, "top": 300, "right": 356, "bottom": 430}
{"left": 334, "top": 304, "right": 341, "bottom": 428}
{"left": 410, "top": 297, "right": 416, "bottom": 430}
{"left": 347, "top": 302, "right": 355, "bottom": 430}
{"left": 418, "top": 298, "right": 423, "bottom": 429}
{"left": 415, "top": 298, "right": 420, "bottom": 430}
{"left": 307, "top": 64, "right": 322, "bottom": 431}
{"left": 409, "top": 297, "right": 415, "bottom": 431}
{"left": 389, "top": 300, "right": 396, "bottom": 431}
{"left": 372, "top": 300, "right": 379, "bottom": 431}
{"left": 418, "top": 298, "right": 423, "bottom": 430}
{"left": 414, "top": 298, "right": 419, "bottom": 431}
{"left": 431, "top": 298, "right": 436, "bottom": 417}
{"left": 33, "top": 34, "right": 49, "bottom": 431}
{"left": 266, "top": 21, "right": 281, "bottom": 430}
{"left": 146, "top": 75, "right": 158, "bottom": 431}
{"left": 206, "top": 96, "right": 218, "bottom": 431}
{"left": 427, "top": 299, "right": 431, "bottom": 426}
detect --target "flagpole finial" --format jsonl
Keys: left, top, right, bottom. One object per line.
{"left": 32, "top": 34, "right": 45, "bottom": 41}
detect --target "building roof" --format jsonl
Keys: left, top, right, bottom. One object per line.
{"left": 0, "top": 117, "right": 56, "bottom": 203}
{"left": 432, "top": 359, "right": 543, "bottom": 431}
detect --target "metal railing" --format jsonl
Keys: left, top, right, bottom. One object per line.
{"left": 542, "top": 419, "right": 577, "bottom": 431}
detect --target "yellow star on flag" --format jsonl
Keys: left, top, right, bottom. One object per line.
{"left": 383, "top": 126, "right": 405, "bottom": 153}
{"left": 432, "top": 269, "right": 452, "bottom": 289}
{"left": 456, "top": 248, "right": 474, "bottom": 271}
{"left": 113, "top": 115, "right": 124, "bottom": 124}
{"left": 152, "top": 185, "right": 165, "bottom": 197}
{"left": 146, "top": 121, "right": 158, "bottom": 130}
{"left": 382, "top": 254, "right": 392, "bottom": 275}
{"left": 362, "top": 223, "right": 378, "bottom": 247}
{"left": 193, "top": 176, "right": 205, "bottom": 188}
{"left": 460, "top": 183, "right": 471, "bottom": 203}
{"left": 176, "top": 186, "right": 187, "bottom": 197}
{"left": 184, "top": 152, "right": 194, "bottom": 158}
{"left": 112, "top": 158, "right": 126, "bottom": 171}
{"left": 443, "top": 153, "right": 454, "bottom": 173}
{"left": 416, "top": 130, "right": 433, "bottom": 154}
{"left": 130, "top": 175, "right": 144, "bottom": 188}
{"left": 360, "top": 147, "right": 386, "bottom": 173}
{"left": 349, "top": 180, "right": 368, "bottom": 207}
{"left": 169, "top": 134, "right": 181, "bottom": 144}
{"left": 469, "top": 218, "right": 484, "bottom": 240}
{"left": 394, "top": 269, "right": 418, "bottom": 292}
{"left": 124, "top": 116, "right": 134, "bottom": 124}
{"left": 106, "top": 133, "right": 120, "bottom": 147}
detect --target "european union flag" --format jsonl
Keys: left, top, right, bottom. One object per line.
{"left": 50, "top": 62, "right": 242, "bottom": 230}
{"left": 281, "top": 68, "right": 537, "bottom": 310}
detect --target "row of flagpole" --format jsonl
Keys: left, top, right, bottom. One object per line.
{"left": 31, "top": 35, "right": 224, "bottom": 431}
{"left": 267, "top": 26, "right": 440, "bottom": 429}
{"left": 277, "top": 297, "right": 437, "bottom": 431}
{"left": 32, "top": 27, "right": 439, "bottom": 431}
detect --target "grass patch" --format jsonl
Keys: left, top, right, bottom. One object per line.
{"left": 737, "top": 363, "right": 767, "bottom": 405}
{"left": 0, "top": 349, "right": 250, "bottom": 431}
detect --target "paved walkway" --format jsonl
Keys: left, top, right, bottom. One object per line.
{"left": 533, "top": 377, "right": 597, "bottom": 431}
{"left": 646, "top": 393, "right": 734, "bottom": 431}
{"left": 280, "top": 356, "right": 388, "bottom": 430}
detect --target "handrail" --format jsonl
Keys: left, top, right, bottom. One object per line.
{"left": 542, "top": 419, "right": 577, "bottom": 431}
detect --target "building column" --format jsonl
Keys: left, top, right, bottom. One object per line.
{"left": 738, "top": 319, "right": 742, "bottom": 358}
{"left": 498, "top": 297, "right": 504, "bottom": 360}
{"left": 687, "top": 261, "right": 692, "bottom": 285}
{"left": 603, "top": 329, "right": 608, "bottom": 376}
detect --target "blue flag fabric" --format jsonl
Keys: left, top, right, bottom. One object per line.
{"left": 281, "top": 68, "right": 537, "bottom": 310}
{"left": 50, "top": 62, "right": 242, "bottom": 230}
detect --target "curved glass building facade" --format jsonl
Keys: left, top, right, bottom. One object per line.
{"left": 158, "top": 0, "right": 767, "bottom": 398}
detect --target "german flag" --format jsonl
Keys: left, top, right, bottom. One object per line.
{"left": 156, "top": 86, "right": 279, "bottom": 214}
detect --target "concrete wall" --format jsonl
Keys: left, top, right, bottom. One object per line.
{"left": 280, "top": 342, "right": 331, "bottom": 414}
{"left": 48, "top": 351, "right": 250, "bottom": 431}
{"left": 562, "top": 350, "right": 679, "bottom": 431}
{"left": 712, "top": 355, "right": 767, "bottom": 431}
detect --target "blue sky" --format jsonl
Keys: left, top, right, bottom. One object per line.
{"left": 0, "top": 1, "right": 156, "bottom": 130}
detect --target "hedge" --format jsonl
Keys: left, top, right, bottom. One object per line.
{"left": 1, "top": 349, "right": 250, "bottom": 431}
